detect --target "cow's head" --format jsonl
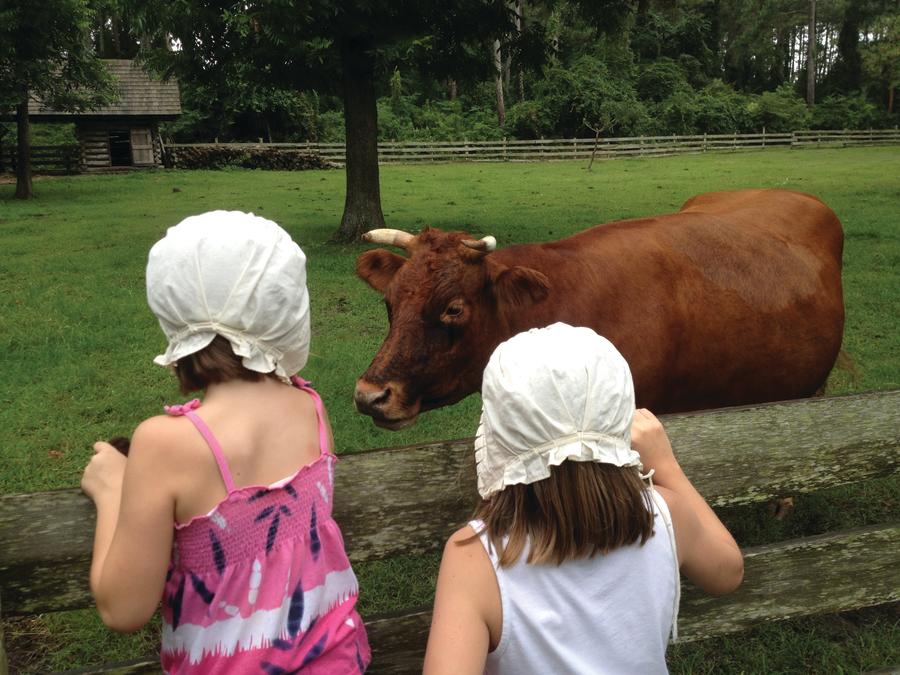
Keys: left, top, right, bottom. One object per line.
{"left": 355, "top": 227, "right": 550, "bottom": 429}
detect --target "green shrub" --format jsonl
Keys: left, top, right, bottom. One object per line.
{"left": 694, "top": 80, "right": 756, "bottom": 134}
{"left": 509, "top": 56, "right": 651, "bottom": 138}
{"left": 1, "top": 122, "right": 77, "bottom": 145}
{"left": 637, "top": 58, "right": 689, "bottom": 103}
{"left": 748, "top": 84, "right": 810, "bottom": 132}
{"left": 810, "top": 94, "right": 890, "bottom": 129}
{"left": 649, "top": 90, "right": 701, "bottom": 135}
{"left": 377, "top": 98, "right": 504, "bottom": 142}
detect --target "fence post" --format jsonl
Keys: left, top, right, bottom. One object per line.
{"left": 503, "top": 136, "right": 507, "bottom": 162}
{"left": 640, "top": 136, "right": 644, "bottom": 156}
{"left": 762, "top": 126, "right": 766, "bottom": 148}
{"left": 573, "top": 137, "right": 577, "bottom": 160}
{"left": 791, "top": 130, "right": 798, "bottom": 148}
{"left": 733, "top": 132, "right": 737, "bottom": 151}
{"left": 703, "top": 132, "right": 707, "bottom": 153}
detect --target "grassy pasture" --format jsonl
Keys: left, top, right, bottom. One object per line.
{"left": 1, "top": 146, "right": 898, "bottom": 672}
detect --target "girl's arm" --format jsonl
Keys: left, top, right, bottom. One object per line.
{"left": 631, "top": 408, "right": 744, "bottom": 595}
{"left": 81, "top": 417, "right": 177, "bottom": 632}
{"left": 423, "top": 526, "right": 497, "bottom": 675}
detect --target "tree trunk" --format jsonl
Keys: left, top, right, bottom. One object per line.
{"left": 332, "top": 36, "right": 386, "bottom": 243}
{"left": 110, "top": 14, "right": 122, "bottom": 56}
{"left": 14, "top": 98, "right": 33, "bottom": 200}
{"left": 807, "top": 0, "right": 816, "bottom": 106}
{"left": 889, "top": 85, "right": 894, "bottom": 114}
{"left": 494, "top": 40, "right": 505, "bottom": 126}
{"left": 515, "top": 0, "right": 525, "bottom": 102}
{"left": 637, "top": 0, "right": 650, "bottom": 20}
{"left": 835, "top": 2, "right": 862, "bottom": 91}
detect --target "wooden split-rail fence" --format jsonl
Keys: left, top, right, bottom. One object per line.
{"left": 1, "top": 390, "right": 898, "bottom": 674}
{"left": 2, "top": 129, "right": 897, "bottom": 176}
{"left": 171, "top": 128, "right": 900, "bottom": 167}
{"left": 0, "top": 144, "right": 80, "bottom": 175}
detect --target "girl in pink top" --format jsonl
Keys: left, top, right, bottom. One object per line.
{"left": 81, "top": 211, "right": 370, "bottom": 673}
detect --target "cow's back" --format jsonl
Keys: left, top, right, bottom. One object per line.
{"left": 504, "top": 189, "right": 845, "bottom": 413}
{"left": 678, "top": 188, "right": 843, "bottom": 257}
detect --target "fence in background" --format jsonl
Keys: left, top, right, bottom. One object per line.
{"left": 0, "top": 144, "right": 80, "bottom": 175}
{"left": 171, "top": 128, "right": 900, "bottom": 167}
{"left": 1, "top": 130, "right": 897, "bottom": 176}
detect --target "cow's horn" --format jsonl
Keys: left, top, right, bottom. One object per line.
{"left": 362, "top": 229, "right": 415, "bottom": 251}
{"left": 462, "top": 235, "right": 497, "bottom": 252}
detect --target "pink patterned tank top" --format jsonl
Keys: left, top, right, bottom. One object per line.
{"left": 160, "top": 377, "right": 370, "bottom": 674}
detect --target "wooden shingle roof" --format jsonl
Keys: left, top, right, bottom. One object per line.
{"left": 27, "top": 59, "right": 181, "bottom": 119}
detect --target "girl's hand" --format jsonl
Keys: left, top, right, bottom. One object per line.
{"left": 81, "top": 441, "right": 127, "bottom": 503}
{"left": 630, "top": 408, "right": 677, "bottom": 474}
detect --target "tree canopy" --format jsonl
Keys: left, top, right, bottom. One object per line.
{"left": 127, "top": 0, "right": 637, "bottom": 240}
{"left": 1, "top": 0, "right": 116, "bottom": 198}
{"left": 4, "top": 0, "right": 898, "bottom": 216}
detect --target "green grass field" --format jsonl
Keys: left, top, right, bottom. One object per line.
{"left": 1, "top": 146, "right": 898, "bottom": 672}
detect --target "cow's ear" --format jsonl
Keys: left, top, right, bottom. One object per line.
{"left": 356, "top": 249, "right": 406, "bottom": 293}
{"left": 488, "top": 260, "right": 550, "bottom": 307}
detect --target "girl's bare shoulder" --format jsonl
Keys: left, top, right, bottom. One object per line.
{"left": 443, "top": 525, "right": 492, "bottom": 575}
{"left": 128, "top": 414, "right": 213, "bottom": 468}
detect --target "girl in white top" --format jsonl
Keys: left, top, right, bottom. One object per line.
{"left": 423, "top": 322, "right": 744, "bottom": 675}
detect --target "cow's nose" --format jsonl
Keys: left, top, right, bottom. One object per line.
{"left": 354, "top": 380, "right": 392, "bottom": 415}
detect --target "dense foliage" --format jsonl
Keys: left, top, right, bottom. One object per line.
{"left": 150, "top": 0, "right": 899, "bottom": 142}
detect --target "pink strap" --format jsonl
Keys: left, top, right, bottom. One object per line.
{"left": 163, "top": 378, "right": 330, "bottom": 494}
{"left": 183, "top": 410, "right": 237, "bottom": 494}
{"left": 291, "top": 376, "right": 333, "bottom": 456}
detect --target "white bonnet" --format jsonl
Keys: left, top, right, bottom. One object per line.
{"left": 475, "top": 322, "right": 640, "bottom": 499}
{"left": 146, "top": 210, "right": 310, "bottom": 383}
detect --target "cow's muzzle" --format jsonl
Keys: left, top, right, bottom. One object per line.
{"left": 353, "top": 379, "right": 420, "bottom": 430}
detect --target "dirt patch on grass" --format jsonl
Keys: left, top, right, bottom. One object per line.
{"left": 3, "top": 616, "right": 64, "bottom": 674}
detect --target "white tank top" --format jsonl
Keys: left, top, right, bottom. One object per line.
{"left": 473, "top": 489, "right": 680, "bottom": 675}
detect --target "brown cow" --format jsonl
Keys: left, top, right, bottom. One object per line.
{"left": 354, "top": 188, "right": 844, "bottom": 430}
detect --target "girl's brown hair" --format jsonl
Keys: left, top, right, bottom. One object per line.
{"left": 174, "top": 335, "right": 275, "bottom": 394}
{"left": 472, "top": 460, "right": 654, "bottom": 567}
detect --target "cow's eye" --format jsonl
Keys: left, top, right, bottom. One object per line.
{"left": 441, "top": 302, "right": 465, "bottom": 323}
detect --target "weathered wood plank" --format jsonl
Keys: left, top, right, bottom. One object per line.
{"left": 30, "top": 522, "right": 900, "bottom": 674}
{"left": 0, "top": 594, "right": 8, "bottom": 675}
{"left": 1, "top": 392, "right": 897, "bottom": 616}
{"left": 341, "top": 390, "right": 900, "bottom": 562}
{"left": 58, "top": 658, "right": 160, "bottom": 674}
{"left": 362, "top": 523, "right": 900, "bottom": 674}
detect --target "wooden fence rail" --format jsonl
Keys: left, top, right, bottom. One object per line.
{"left": 0, "top": 144, "right": 80, "bottom": 175}
{"left": 1, "top": 390, "right": 898, "bottom": 673}
{"left": 2, "top": 130, "right": 896, "bottom": 177}
{"left": 170, "top": 128, "right": 900, "bottom": 167}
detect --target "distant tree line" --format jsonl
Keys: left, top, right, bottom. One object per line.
{"left": 152, "top": 0, "right": 898, "bottom": 145}
{"left": 2, "top": 0, "right": 897, "bottom": 237}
